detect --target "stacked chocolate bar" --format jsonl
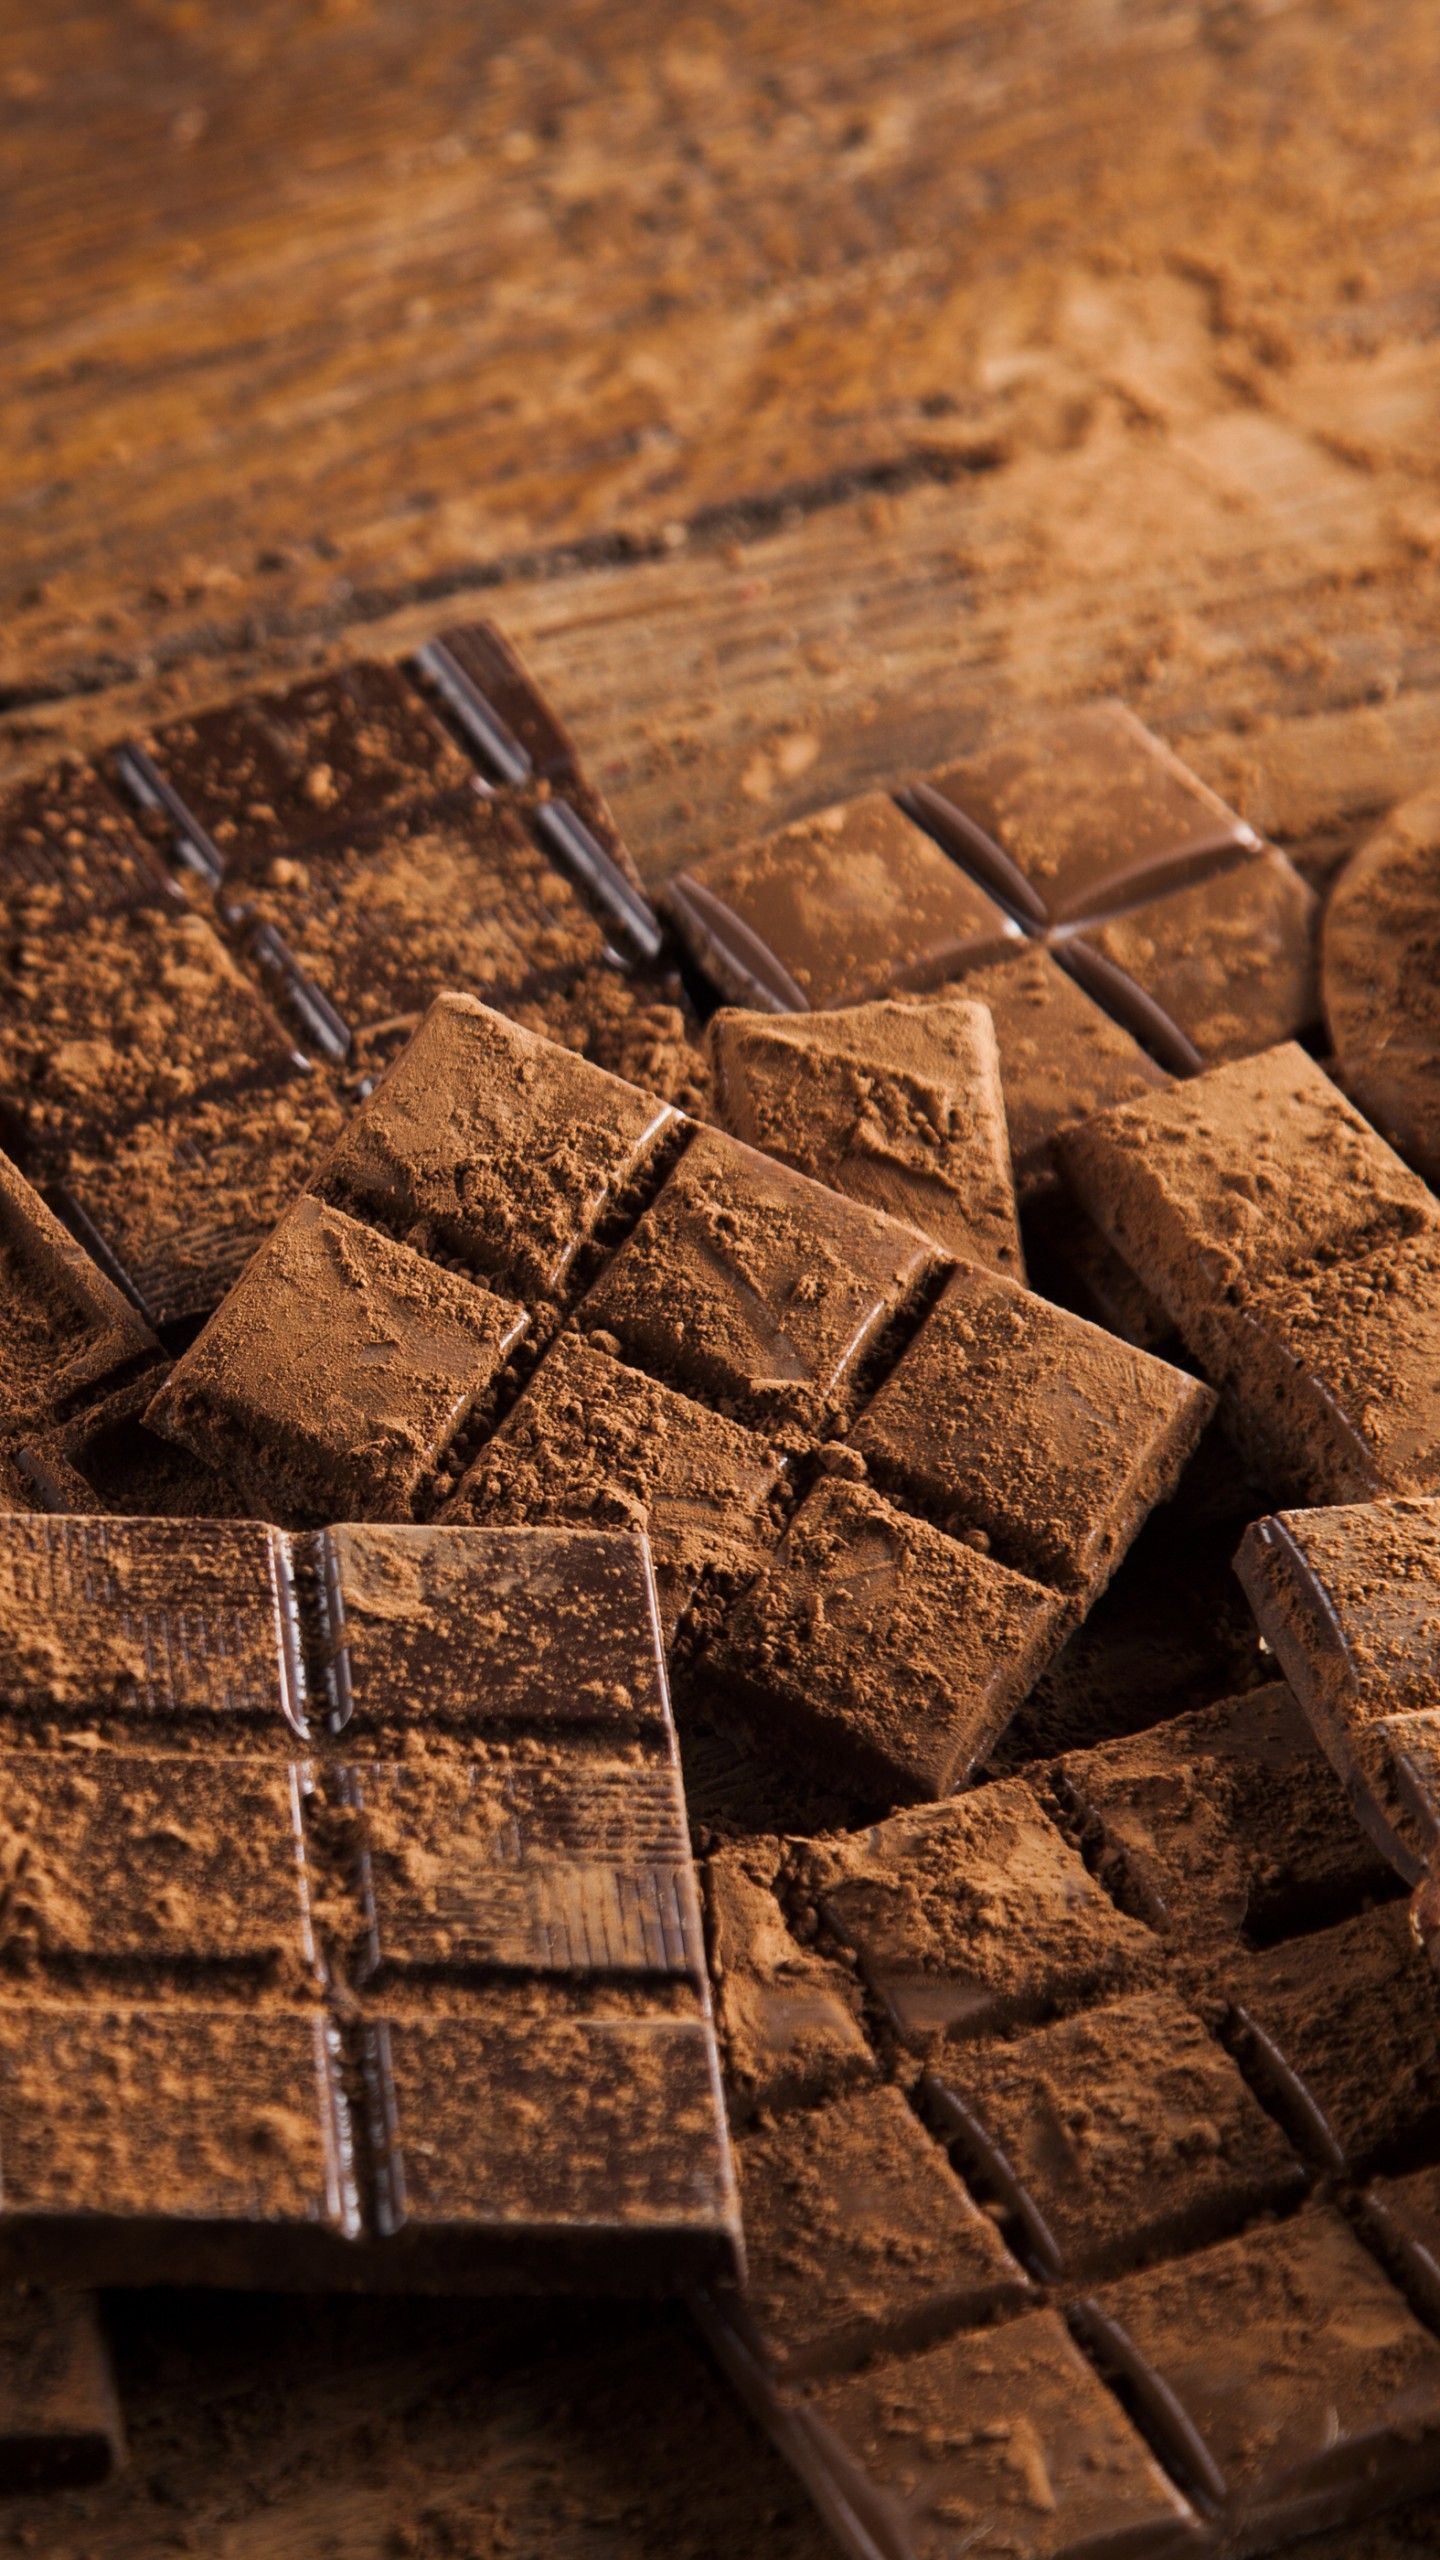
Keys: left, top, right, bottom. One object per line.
{"left": 1, "top": 635, "right": 1439, "bottom": 2560}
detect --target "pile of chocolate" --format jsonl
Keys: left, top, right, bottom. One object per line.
{"left": 0, "top": 625, "right": 1437, "bottom": 2557}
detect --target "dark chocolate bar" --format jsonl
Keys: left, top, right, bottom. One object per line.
{"left": 145, "top": 996, "right": 1213, "bottom": 1813}
{"left": 696, "top": 1674, "right": 1440, "bottom": 2560}
{"left": 0, "top": 1512, "right": 737, "bottom": 2291}
{"left": 663, "top": 700, "right": 1317, "bottom": 1193}
{"left": 707, "top": 994, "right": 1024, "bottom": 1275}
{"left": 0, "top": 625, "right": 688, "bottom": 1338}
{"left": 1060, "top": 1042, "right": 1440, "bottom": 1503}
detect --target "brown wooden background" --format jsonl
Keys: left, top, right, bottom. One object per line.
{"left": 3, "top": 2, "right": 1440, "bottom": 2551}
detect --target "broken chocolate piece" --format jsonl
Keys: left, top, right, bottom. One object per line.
{"left": 702, "top": 1837, "right": 873, "bottom": 2122}
{"left": 1323, "top": 786, "right": 1440, "bottom": 1187}
{"left": 1061, "top": 1043, "right": 1440, "bottom": 1500}
{"left": 0, "top": 1514, "right": 737, "bottom": 2292}
{"left": 1226, "top": 1902, "right": 1440, "bottom": 2173}
{"left": 707, "top": 995, "right": 1023, "bottom": 1274}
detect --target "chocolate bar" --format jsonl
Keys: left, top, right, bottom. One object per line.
{"left": 1323, "top": 786, "right": 1440, "bottom": 1186}
{"left": 707, "top": 994, "right": 1024, "bottom": 1274}
{"left": 1061, "top": 1042, "right": 1440, "bottom": 1503}
{"left": 663, "top": 701, "right": 1317, "bottom": 1192}
{"left": 0, "top": 1512, "right": 737, "bottom": 2291}
{"left": 145, "top": 996, "right": 1213, "bottom": 1812}
{"left": 697, "top": 1673, "right": 1440, "bottom": 2560}
{"left": 1235, "top": 1493, "right": 1440, "bottom": 1885}
{"left": 0, "top": 625, "right": 689, "bottom": 1335}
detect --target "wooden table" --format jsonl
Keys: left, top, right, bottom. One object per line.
{"left": 3, "top": 4, "right": 1440, "bottom": 2551}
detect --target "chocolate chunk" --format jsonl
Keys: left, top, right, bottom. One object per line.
{"left": 1074, "top": 2210, "right": 1440, "bottom": 2544}
{"left": 908, "top": 702, "right": 1265, "bottom": 926}
{"left": 708, "top": 1477, "right": 1065, "bottom": 1804}
{"left": 216, "top": 790, "right": 610, "bottom": 1061}
{"left": 702, "top": 1837, "right": 874, "bottom": 2123}
{"left": 446, "top": 1331, "right": 784, "bottom": 1641}
{"left": 0, "top": 2290, "right": 123, "bottom": 2490}
{"left": 927, "top": 1986, "right": 1304, "bottom": 2280}
{"left": 663, "top": 794, "right": 1019, "bottom": 1011}
{"left": 1323, "top": 787, "right": 1440, "bottom": 1186}
{"left": 707, "top": 995, "right": 1023, "bottom": 1274}
{"left": 794, "top": 1781, "right": 1160, "bottom": 2050}
{"left": 1055, "top": 1682, "right": 1398, "bottom": 1957}
{"left": 719, "top": 2085, "right": 1028, "bottom": 2381}
{"left": 315, "top": 995, "right": 678, "bottom": 1303}
{"left": 124, "top": 661, "right": 473, "bottom": 879}
{"left": 1060, "top": 1043, "right": 1440, "bottom": 1500}
{"left": 0, "top": 1150, "right": 155, "bottom": 1438}
{"left": 578, "top": 1126, "right": 938, "bottom": 1432}
{"left": 1225, "top": 1902, "right": 1440, "bottom": 2172}
{"left": 783, "top": 2307, "right": 1199, "bottom": 2560}
{"left": 849, "top": 1263, "right": 1212, "bottom": 1599}
{"left": 147, "top": 1196, "right": 529, "bottom": 1524}
{"left": 1067, "top": 844, "right": 1318, "bottom": 1069}
{"left": 1234, "top": 1495, "right": 1440, "bottom": 1881}
{"left": 0, "top": 1514, "right": 736, "bottom": 2291}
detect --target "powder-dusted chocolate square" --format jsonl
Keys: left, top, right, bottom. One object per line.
{"left": 910, "top": 700, "right": 1264, "bottom": 925}
{"left": 1224, "top": 1225, "right": 1440, "bottom": 1501}
{"left": 663, "top": 792, "right": 1017, "bottom": 1012}
{"left": 711, "top": 1477, "right": 1065, "bottom": 1803}
{"left": 726, "top": 2084, "right": 1028, "bottom": 2379}
{"left": 445, "top": 1331, "right": 784, "bottom": 1639}
{"left": 849, "top": 1262, "right": 1213, "bottom": 1597}
{"left": 0, "top": 768, "right": 169, "bottom": 923}
{"left": 1075, "top": 2211, "right": 1440, "bottom": 2546}
{"left": 0, "top": 901, "right": 301, "bottom": 1153}
{"left": 145, "top": 1196, "right": 528, "bottom": 1524}
{"left": 928, "top": 1987, "right": 1304, "bottom": 2281}
{"left": 130, "top": 661, "right": 472, "bottom": 877}
{"left": 955, "top": 942, "right": 1169, "bottom": 1191}
{"left": 708, "top": 994, "right": 1023, "bottom": 1274}
{"left": 0, "top": 1152, "right": 156, "bottom": 1435}
{"left": 796, "top": 1780, "right": 1161, "bottom": 2050}
{"left": 1362, "top": 2163, "right": 1440, "bottom": 2332}
{"left": 317, "top": 994, "right": 677, "bottom": 1303}
{"left": 1226, "top": 1902, "right": 1440, "bottom": 2173}
{"left": 580, "top": 1128, "right": 938, "bottom": 1431}
{"left": 318, "top": 1521, "right": 671, "bottom": 1741}
{"left": 795, "top": 2306, "right": 1198, "bottom": 2560}
{"left": 348, "top": 1748, "right": 700, "bottom": 1980}
{"left": 221, "top": 792, "right": 608, "bottom": 1051}
{"left": 1070, "top": 844, "right": 1318, "bottom": 1068}
{"left": 702, "top": 1838, "right": 874, "bottom": 2123}
{"left": 1056, "top": 1683, "right": 1396, "bottom": 1957}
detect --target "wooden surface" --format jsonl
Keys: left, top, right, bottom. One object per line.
{"left": 4, "top": 4, "right": 1440, "bottom": 2553}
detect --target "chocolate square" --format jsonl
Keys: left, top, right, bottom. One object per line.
{"left": 795, "top": 2307, "right": 1198, "bottom": 2560}
{"left": 579, "top": 1127, "right": 938, "bottom": 1430}
{"left": 927, "top": 1986, "right": 1304, "bottom": 2280}
{"left": 317, "top": 994, "right": 677, "bottom": 1303}
{"left": 711, "top": 1477, "right": 1065, "bottom": 1803}
{"left": 1075, "top": 2211, "right": 1440, "bottom": 2544}
{"left": 1226, "top": 1902, "right": 1440, "bottom": 2172}
{"left": 0, "top": 1151, "right": 156, "bottom": 1434}
{"left": 1070, "top": 844, "right": 1318, "bottom": 1067}
{"left": 144, "top": 1197, "right": 528, "bottom": 1524}
{"left": 0, "top": 769, "right": 168, "bottom": 922}
{"left": 702, "top": 1838, "right": 874, "bottom": 2122}
{"left": 725, "top": 2084, "right": 1028, "bottom": 2379}
{"left": 131, "top": 662, "right": 472, "bottom": 877}
{"left": 796, "top": 1779, "right": 1161, "bottom": 2049}
{"left": 663, "top": 792, "right": 1017, "bottom": 1011}
{"left": 849, "top": 1261, "right": 1213, "bottom": 1596}
{"left": 953, "top": 942, "right": 1169, "bottom": 1191}
{"left": 446, "top": 1331, "right": 784, "bottom": 1639}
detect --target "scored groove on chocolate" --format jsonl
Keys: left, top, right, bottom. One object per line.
{"left": 0, "top": 1513, "right": 738, "bottom": 2292}
{"left": 145, "top": 994, "right": 1214, "bottom": 1813}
